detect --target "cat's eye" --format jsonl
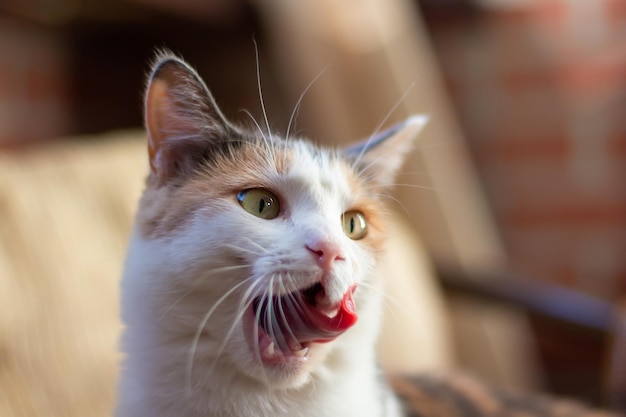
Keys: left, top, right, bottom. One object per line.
{"left": 341, "top": 210, "right": 367, "bottom": 240}
{"left": 237, "top": 188, "right": 280, "bottom": 219}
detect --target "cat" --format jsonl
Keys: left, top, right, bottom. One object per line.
{"left": 116, "top": 52, "right": 623, "bottom": 417}
{"left": 116, "top": 51, "right": 425, "bottom": 417}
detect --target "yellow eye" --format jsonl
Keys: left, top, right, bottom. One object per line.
{"left": 342, "top": 210, "right": 367, "bottom": 240}
{"left": 237, "top": 188, "right": 280, "bottom": 219}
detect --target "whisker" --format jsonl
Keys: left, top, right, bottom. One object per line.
{"left": 221, "top": 243, "right": 264, "bottom": 256}
{"left": 253, "top": 286, "right": 265, "bottom": 363}
{"left": 241, "top": 109, "right": 271, "bottom": 147}
{"left": 363, "top": 182, "right": 445, "bottom": 194}
{"left": 157, "top": 288, "right": 195, "bottom": 323}
{"left": 242, "top": 237, "right": 272, "bottom": 255}
{"left": 215, "top": 121, "right": 278, "bottom": 168}
{"left": 278, "top": 277, "right": 300, "bottom": 349}
{"left": 384, "top": 194, "right": 411, "bottom": 217}
{"left": 185, "top": 276, "right": 256, "bottom": 397}
{"left": 285, "top": 284, "right": 307, "bottom": 316}
{"left": 207, "top": 279, "right": 265, "bottom": 380}
{"left": 285, "top": 292, "right": 309, "bottom": 345}
{"left": 285, "top": 65, "right": 330, "bottom": 141}
{"left": 253, "top": 285, "right": 273, "bottom": 384}
{"left": 253, "top": 38, "right": 271, "bottom": 138}
{"left": 264, "top": 276, "right": 280, "bottom": 351}
{"left": 158, "top": 264, "right": 251, "bottom": 322}
{"left": 252, "top": 39, "right": 277, "bottom": 164}
{"left": 205, "top": 264, "right": 252, "bottom": 274}
{"left": 395, "top": 171, "right": 449, "bottom": 180}
{"left": 351, "top": 82, "right": 416, "bottom": 171}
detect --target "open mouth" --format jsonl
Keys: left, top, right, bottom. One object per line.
{"left": 251, "top": 282, "right": 358, "bottom": 363}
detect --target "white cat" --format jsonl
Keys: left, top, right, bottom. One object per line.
{"left": 116, "top": 52, "right": 427, "bottom": 417}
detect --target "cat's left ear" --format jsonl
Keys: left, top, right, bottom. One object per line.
{"left": 344, "top": 115, "right": 429, "bottom": 187}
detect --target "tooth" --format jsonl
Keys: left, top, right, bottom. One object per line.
{"left": 264, "top": 342, "right": 275, "bottom": 357}
{"left": 293, "top": 347, "right": 309, "bottom": 357}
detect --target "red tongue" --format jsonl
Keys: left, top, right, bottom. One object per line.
{"left": 264, "top": 284, "right": 359, "bottom": 347}
{"left": 308, "top": 284, "right": 358, "bottom": 343}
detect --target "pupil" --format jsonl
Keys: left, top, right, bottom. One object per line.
{"left": 258, "top": 198, "right": 266, "bottom": 213}
{"left": 350, "top": 217, "right": 355, "bottom": 233}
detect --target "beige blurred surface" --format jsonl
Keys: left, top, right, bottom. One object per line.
{"left": 0, "top": 132, "right": 144, "bottom": 416}
{"left": 376, "top": 215, "right": 454, "bottom": 373}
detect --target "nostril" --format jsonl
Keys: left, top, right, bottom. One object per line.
{"left": 306, "top": 245, "right": 324, "bottom": 258}
{"left": 305, "top": 242, "right": 346, "bottom": 271}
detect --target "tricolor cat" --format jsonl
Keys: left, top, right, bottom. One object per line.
{"left": 117, "top": 53, "right": 621, "bottom": 417}
{"left": 116, "top": 52, "right": 425, "bottom": 417}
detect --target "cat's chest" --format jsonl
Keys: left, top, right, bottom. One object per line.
{"left": 266, "top": 378, "right": 400, "bottom": 417}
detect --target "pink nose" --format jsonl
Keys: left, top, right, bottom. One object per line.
{"left": 306, "top": 242, "right": 345, "bottom": 271}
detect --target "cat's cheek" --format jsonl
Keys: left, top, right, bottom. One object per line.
{"left": 346, "top": 244, "right": 376, "bottom": 281}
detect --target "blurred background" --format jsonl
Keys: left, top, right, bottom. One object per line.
{"left": 1, "top": 0, "right": 625, "bottom": 415}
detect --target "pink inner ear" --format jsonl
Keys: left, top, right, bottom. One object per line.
{"left": 145, "top": 78, "right": 170, "bottom": 175}
{"left": 145, "top": 77, "right": 204, "bottom": 178}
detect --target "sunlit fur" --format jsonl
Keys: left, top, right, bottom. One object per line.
{"left": 117, "top": 53, "right": 425, "bottom": 417}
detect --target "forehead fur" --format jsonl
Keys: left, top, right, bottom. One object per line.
{"left": 137, "top": 133, "right": 387, "bottom": 243}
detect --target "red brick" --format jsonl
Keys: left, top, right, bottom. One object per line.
{"left": 530, "top": 0, "right": 569, "bottom": 33}
{"left": 505, "top": 203, "right": 626, "bottom": 228}
{"left": 616, "top": 268, "right": 626, "bottom": 297}
{"left": 425, "top": 0, "right": 626, "bottom": 301}
{"left": 604, "top": 0, "right": 626, "bottom": 22}
{"left": 505, "top": 227, "right": 626, "bottom": 297}
{"left": 554, "top": 264, "right": 579, "bottom": 288}
{"left": 26, "top": 67, "right": 68, "bottom": 101}
{"left": 482, "top": 0, "right": 567, "bottom": 27}
{"left": 608, "top": 132, "right": 626, "bottom": 157}
{"left": 503, "top": 70, "right": 557, "bottom": 90}
{"left": 557, "top": 58, "right": 626, "bottom": 93}
{"left": 476, "top": 136, "right": 569, "bottom": 163}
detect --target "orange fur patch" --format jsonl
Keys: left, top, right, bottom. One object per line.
{"left": 138, "top": 141, "right": 295, "bottom": 239}
{"left": 338, "top": 159, "right": 389, "bottom": 258}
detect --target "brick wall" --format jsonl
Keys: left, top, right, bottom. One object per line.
{"left": 424, "top": 0, "right": 626, "bottom": 299}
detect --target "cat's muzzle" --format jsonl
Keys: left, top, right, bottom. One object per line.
{"left": 251, "top": 283, "right": 358, "bottom": 359}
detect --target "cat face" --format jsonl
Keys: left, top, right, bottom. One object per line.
{"left": 123, "top": 52, "right": 427, "bottom": 391}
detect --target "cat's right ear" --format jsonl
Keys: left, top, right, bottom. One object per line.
{"left": 344, "top": 115, "right": 429, "bottom": 187}
{"left": 144, "top": 52, "right": 237, "bottom": 182}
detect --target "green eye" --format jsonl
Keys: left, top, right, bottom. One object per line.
{"left": 342, "top": 210, "right": 367, "bottom": 240}
{"left": 237, "top": 188, "right": 280, "bottom": 219}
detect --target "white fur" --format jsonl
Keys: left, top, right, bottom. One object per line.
{"left": 117, "top": 141, "right": 405, "bottom": 417}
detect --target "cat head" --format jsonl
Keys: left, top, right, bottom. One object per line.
{"left": 125, "top": 52, "right": 427, "bottom": 393}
